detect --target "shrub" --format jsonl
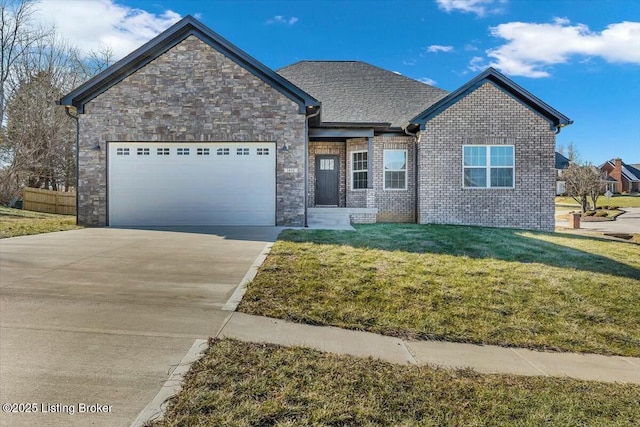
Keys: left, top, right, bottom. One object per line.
{"left": 583, "top": 211, "right": 596, "bottom": 217}
{"left": 594, "top": 211, "right": 609, "bottom": 217}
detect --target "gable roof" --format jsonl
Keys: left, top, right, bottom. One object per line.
{"left": 277, "top": 61, "right": 448, "bottom": 127}
{"left": 410, "top": 67, "right": 573, "bottom": 131}
{"left": 59, "top": 16, "right": 319, "bottom": 114}
{"left": 555, "top": 152, "right": 570, "bottom": 169}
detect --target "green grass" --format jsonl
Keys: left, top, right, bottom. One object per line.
{"left": 0, "top": 207, "right": 79, "bottom": 238}
{"left": 152, "top": 338, "right": 640, "bottom": 427}
{"left": 556, "top": 194, "right": 640, "bottom": 208}
{"left": 239, "top": 224, "right": 640, "bottom": 356}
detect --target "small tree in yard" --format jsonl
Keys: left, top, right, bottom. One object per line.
{"left": 563, "top": 162, "right": 605, "bottom": 213}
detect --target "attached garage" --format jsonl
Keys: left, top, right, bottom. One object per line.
{"left": 58, "top": 16, "right": 318, "bottom": 227}
{"left": 108, "top": 142, "right": 276, "bottom": 226}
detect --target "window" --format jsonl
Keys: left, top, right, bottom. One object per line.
{"left": 319, "top": 158, "right": 334, "bottom": 170}
{"left": 197, "top": 148, "right": 210, "bottom": 155}
{"left": 217, "top": 148, "right": 229, "bottom": 156}
{"left": 157, "top": 148, "right": 170, "bottom": 155}
{"left": 137, "top": 148, "right": 150, "bottom": 156}
{"left": 463, "top": 145, "right": 514, "bottom": 188}
{"left": 352, "top": 151, "right": 368, "bottom": 190}
{"left": 384, "top": 149, "right": 407, "bottom": 189}
{"left": 116, "top": 148, "right": 130, "bottom": 156}
{"left": 177, "top": 148, "right": 190, "bottom": 155}
{"left": 236, "top": 148, "right": 250, "bottom": 156}
{"left": 256, "top": 148, "right": 269, "bottom": 156}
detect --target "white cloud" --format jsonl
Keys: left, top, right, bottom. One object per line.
{"left": 33, "top": 0, "right": 181, "bottom": 60}
{"left": 266, "top": 15, "right": 298, "bottom": 25}
{"left": 436, "top": 0, "right": 507, "bottom": 17}
{"left": 481, "top": 18, "right": 640, "bottom": 77}
{"left": 403, "top": 59, "right": 417, "bottom": 66}
{"left": 426, "top": 45, "right": 454, "bottom": 53}
{"left": 418, "top": 77, "right": 437, "bottom": 85}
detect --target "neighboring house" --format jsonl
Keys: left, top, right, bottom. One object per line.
{"left": 58, "top": 16, "right": 572, "bottom": 231}
{"left": 555, "top": 151, "right": 570, "bottom": 195}
{"left": 600, "top": 158, "right": 640, "bottom": 193}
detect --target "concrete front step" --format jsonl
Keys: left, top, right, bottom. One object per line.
{"left": 307, "top": 208, "right": 353, "bottom": 229}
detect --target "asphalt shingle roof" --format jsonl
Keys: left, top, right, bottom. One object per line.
{"left": 277, "top": 61, "right": 449, "bottom": 128}
{"left": 603, "top": 160, "right": 640, "bottom": 181}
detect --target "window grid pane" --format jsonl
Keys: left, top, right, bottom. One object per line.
{"left": 490, "top": 146, "right": 513, "bottom": 166}
{"left": 464, "top": 168, "right": 487, "bottom": 188}
{"left": 353, "top": 171, "right": 368, "bottom": 189}
{"left": 463, "top": 146, "right": 486, "bottom": 166}
{"left": 490, "top": 168, "right": 514, "bottom": 187}
{"left": 385, "top": 171, "right": 406, "bottom": 189}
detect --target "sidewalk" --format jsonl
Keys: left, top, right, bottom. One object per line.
{"left": 217, "top": 312, "right": 640, "bottom": 384}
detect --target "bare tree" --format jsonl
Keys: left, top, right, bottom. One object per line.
{"left": 0, "top": 0, "right": 51, "bottom": 124}
{"left": 566, "top": 142, "right": 580, "bottom": 164}
{"left": 563, "top": 162, "right": 605, "bottom": 213}
{"left": 0, "top": 29, "right": 115, "bottom": 203}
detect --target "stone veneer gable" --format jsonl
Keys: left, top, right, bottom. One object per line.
{"left": 417, "top": 82, "right": 556, "bottom": 231}
{"left": 78, "top": 35, "right": 306, "bottom": 226}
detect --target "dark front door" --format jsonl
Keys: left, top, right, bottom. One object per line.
{"left": 315, "top": 155, "right": 339, "bottom": 205}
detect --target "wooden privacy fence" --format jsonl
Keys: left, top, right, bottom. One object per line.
{"left": 23, "top": 188, "right": 76, "bottom": 215}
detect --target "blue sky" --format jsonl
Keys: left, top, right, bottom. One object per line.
{"left": 36, "top": 0, "right": 640, "bottom": 164}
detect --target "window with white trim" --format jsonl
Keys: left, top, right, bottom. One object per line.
{"left": 351, "top": 151, "right": 368, "bottom": 190}
{"left": 177, "top": 148, "right": 190, "bottom": 155}
{"left": 157, "top": 148, "right": 170, "bottom": 155}
{"left": 197, "top": 148, "right": 210, "bottom": 155}
{"left": 384, "top": 149, "right": 407, "bottom": 190}
{"left": 463, "top": 145, "right": 514, "bottom": 188}
{"left": 116, "top": 148, "right": 130, "bottom": 156}
{"left": 256, "top": 148, "right": 269, "bottom": 156}
{"left": 137, "top": 148, "right": 150, "bottom": 156}
{"left": 236, "top": 148, "right": 250, "bottom": 156}
{"left": 216, "top": 148, "right": 229, "bottom": 156}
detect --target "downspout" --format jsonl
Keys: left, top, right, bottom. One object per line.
{"left": 64, "top": 106, "right": 80, "bottom": 225}
{"left": 305, "top": 107, "right": 321, "bottom": 227}
{"left": 404, "top": 124, "right": 419, "bottom": 224}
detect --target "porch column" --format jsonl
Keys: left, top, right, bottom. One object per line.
{"left": 367, "top": 136, "right": 374, "bottom": 189}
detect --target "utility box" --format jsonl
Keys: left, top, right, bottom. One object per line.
{"left": 568, "top": 213, "right": 581, "bottom": 229}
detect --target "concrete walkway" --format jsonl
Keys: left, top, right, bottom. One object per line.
{"left": 218, "top": 312, "right": 640, "bottom": 384}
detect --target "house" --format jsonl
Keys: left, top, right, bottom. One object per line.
{"left": 58, "top": 16, "right": 572, "bottom": 231}
{"left": 555, "top": 151, "right": 570, "bottom": 195}
{"left": 600, "top": 158, "right": 640, "bottom": 193}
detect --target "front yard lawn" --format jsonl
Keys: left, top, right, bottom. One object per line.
{"left": 239, "top": 224, "right": 640, "bottom": 357}
{"left": 153, "top": 338, "right": 640, "bottom": 427}
{"left": 0, "top": 207, "right": 79, "bottom": 238}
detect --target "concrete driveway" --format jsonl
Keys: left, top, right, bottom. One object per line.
{"left": 556, "top": 207, "right": 640, "bottom": 234}
{"left": 0, "top": 227, "right": 280, "bottom": 427}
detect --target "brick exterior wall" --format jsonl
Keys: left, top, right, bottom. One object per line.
{"left": 308, "top": 141, "right": 346, "bottom": 207}
{"left": 345, "top": 138, "right": 368, "bottom": 208}
{"left": 372, "top": 135, "right": 416, "bottom": 223}
{"left": 417, "top": 82, "right": 556, "bottom": 231}
{"left": 77, "top": 35, "right": 306, "bottom": 226}
{"left": 341, "top": 136, "right": 416, "bottom": 222}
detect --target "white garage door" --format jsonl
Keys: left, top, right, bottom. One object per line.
{"left": 108, "top": 142, "right": 276, "bottom": 226}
